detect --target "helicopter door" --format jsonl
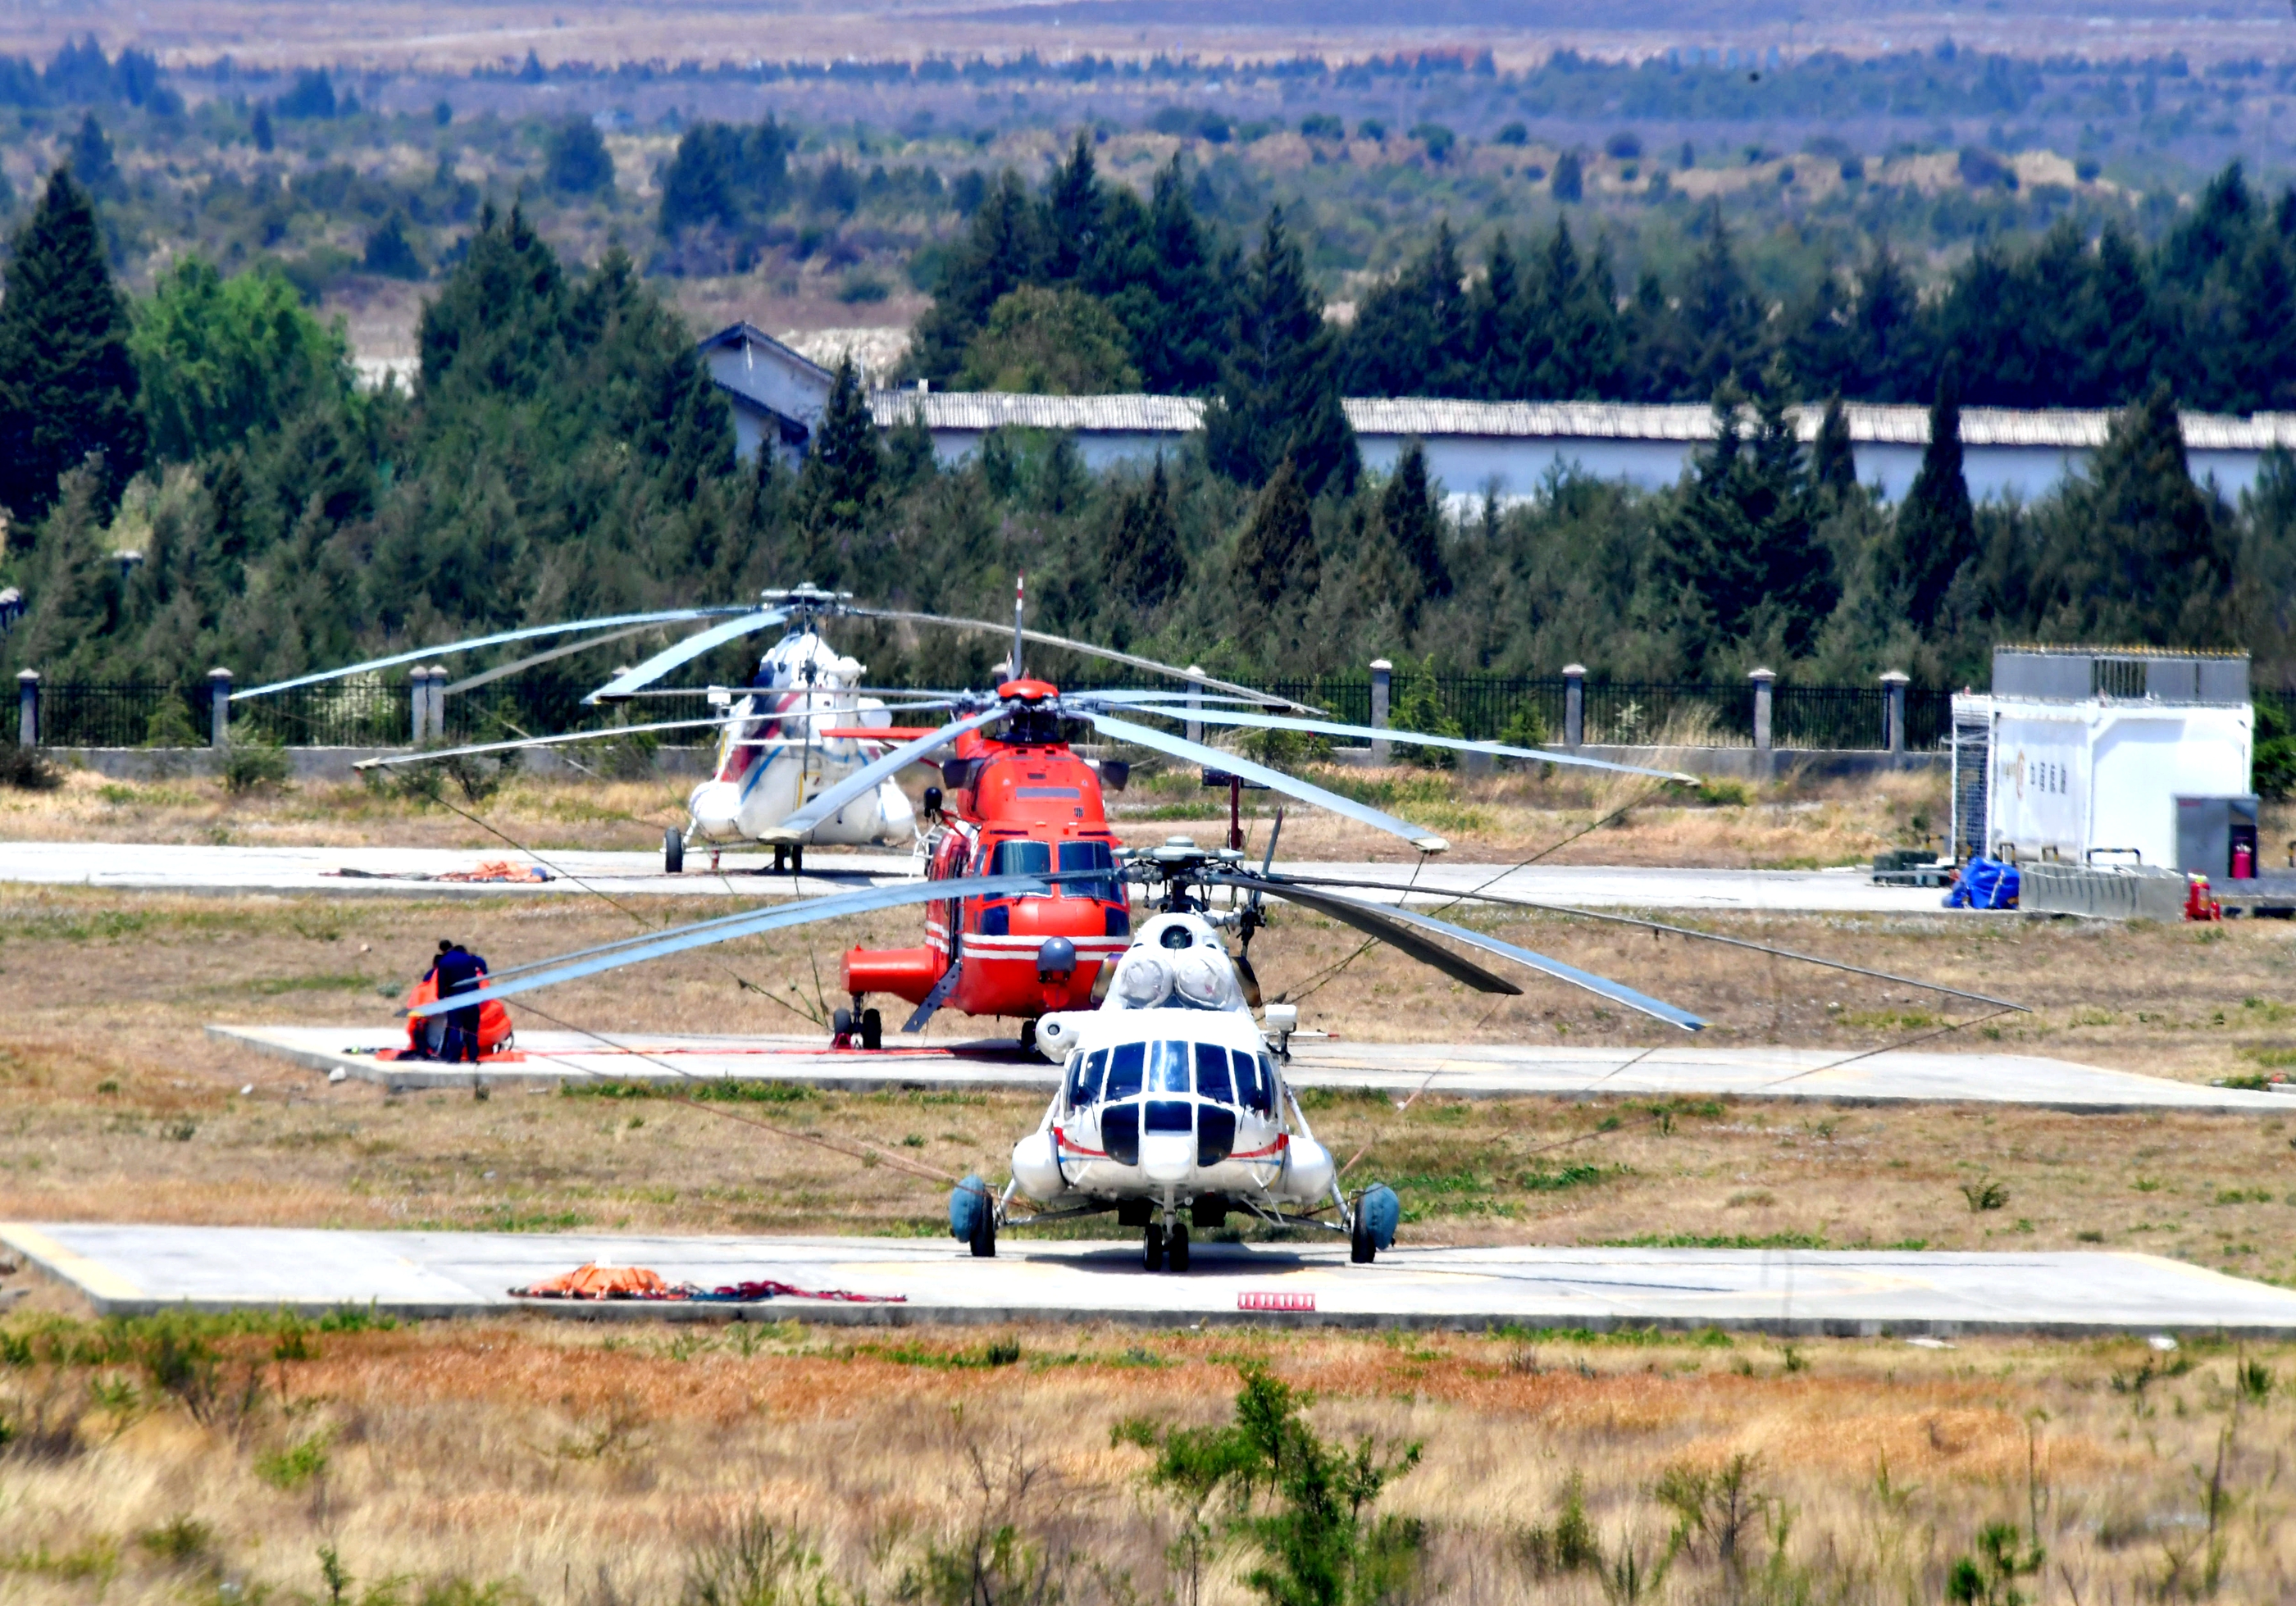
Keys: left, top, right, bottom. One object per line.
{"left": 1066, "top": 1048, "right": 1106, "bottom": 1114}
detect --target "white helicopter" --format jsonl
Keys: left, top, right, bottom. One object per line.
{"left": 954, "top": 835, "right": 1710, "bottom": 1270}
{"left": 667, "top": 624, "right": 922, "bottom": 876}
{"left": 249, "top": 581, "right": 1296, "bottom": 876}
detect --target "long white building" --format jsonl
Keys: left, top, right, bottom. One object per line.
{"left": 699, "top": 321, "right": 2296, "bottom": 505}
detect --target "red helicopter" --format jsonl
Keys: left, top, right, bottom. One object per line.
{"left": 361, "top": 584, "right": 1700, "bottom": 1052}
{"left": 837, "top": 676, "right": 1134, "bottom": 1047}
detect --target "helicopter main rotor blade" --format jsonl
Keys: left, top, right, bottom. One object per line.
{"left": 1212, "top": 872, "right": 1706, "bottom": 1031}
{"left": 1081, "top": 712, "right": 1450, "bottom": 853}
{"left": 233, "top": 607, "right": 753, "bottom": 699}
{"left": 585, "top": 609, "right": 793, "bottom": 703}
{"left": 850, "top": 608, "right": 1312, "bottom": 712}
{"left": 773, "top": 705, "right": 1009, "bottom": 840}
{"left": 444, "top": 621, "right": 676, "bottom": 697}
{"left": 409, "top": 869, "right": 1080, "bottom": 1018}
{"left": 1150, "top": 707, "right": 1701, "bottom": 784}
{"left": 1214, "top": 875, "right": 1521, "bottom": 994}
{"left": 354, "top": 716, "right": 749, "bottom": 771}
{"left": 1264, "top": 873, "right": 2029, "bottom": 1013}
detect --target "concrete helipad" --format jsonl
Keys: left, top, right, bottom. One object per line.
{"left": 209, "top": 1025, "right": 2290, "bottom": 1111}
{"left": 7, "top": 1222, "right": 2293, "bottom": 1336}
{"left": 0, "top": 841, "right": 1957, "bottom": 913}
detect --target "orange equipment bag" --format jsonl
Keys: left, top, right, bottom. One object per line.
{"left": 511, "top": 1262, "right": 680, "bottom": 1299}
{"left": 400, "top": 972, "right": 514, "bottom": 1058}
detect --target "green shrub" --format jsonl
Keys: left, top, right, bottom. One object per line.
{"left": 0, "top": 740, "right": 62, "bottom": 790}
{"left": 142, "top": 694, "right": 202, "bottom": 748}
{"left": 222, "top": 738, "right": 291, "bottom": 793}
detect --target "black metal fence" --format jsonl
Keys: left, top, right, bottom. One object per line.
{"left": 18, "top": 671, "right": 1957, "bottom": 751}
{"left": 35, "top": 684, "right": 207, "bottom": 748}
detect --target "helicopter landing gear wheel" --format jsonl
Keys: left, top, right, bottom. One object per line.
{"left": 790, "top": 845, "right": 804, "bottom": 877}
{"left": 772, "top": 844, "right": 788, "bottom": 874}
{"left": 831, "top": 1007, "right": 854, "bottom": 1048}
{"left": 1142, "top": 1222, "right": 1165, "bottom": 1272}
{"left": 1351, "top": 1209, "right": 1377, "bottom": 1264}
{"left": 968, "top": 1194, "right": 997, "bottom": 1258}
{"left": 1167, "top": 1223, "right": 1190, "bottom": 1273}
{"left": 859, "top": 1008, "right": 882, "bottom": 1051}
{"left": 1019, "top": 1018, "right": 1037, "bottom": 1051}
{"left": 663, "top": 828, "right": 683, "bottom": 875}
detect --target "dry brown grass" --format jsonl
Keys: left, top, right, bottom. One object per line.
{"left": 2, "top": 1314, "right": 2293, "bottom": 1606}
{"left": 5, "top": 888, "right": 2296, "bottom": 1278}
{"left": 2, "top": 758, "right": 1975, "bottom": 868}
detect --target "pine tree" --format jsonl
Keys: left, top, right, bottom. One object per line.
{"left": 1232, "top": 457, "right": 1320, "bottom": 625}
{"left": 1379, "top": 441, "right": 1449, "bottom": 602}
{"left": 799, "top": 355, "right": 881, "bottom": 541}
{"left": 1528, "top": 220, "right": 1624, "bottom": 398}
{"left": 9, "top": 464, "right": 121, "bottom": 672}
{"left": 1886, "top": 361, "right": 1978, "bottom": 628}
{"left": 1040, "top": 132, "right": 1103, "bottom": 283}
{"left": 1205, "top": 207, "right": 1358, "bottom": 497}
{"left": 70, "top": 114, "right": 116, "bottom": 189}
{"left": 909, "top": 171, "right": 1045, "bottom": 383}
{"left": 0, "top": 167, "right": 143, "bottom": 525}
{"left": 1340, "top": 223, "right": 1470, "bottom": 397}
{"left": 1810, "top": 395, "right": 1857, "bottom": 499}
{"left": 1649, "top": 378, "right": 1837, "bottom": 669}
{"left": 1107, "top": 454, "right": 1186, "bottom": 610}
{"left": 1850, "top": 241, "right": 1924, "bottom": 400}
{"left": 1470, "top": 232, "right": 1526, "bottom": 398}
{"left": 2028, "top": 384, "right": 2239, "bottom": 645}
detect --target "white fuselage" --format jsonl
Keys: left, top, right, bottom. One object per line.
{"left": 684, "top": 629, "right": 918, "bottom": 847}
{"left": 1010, "top": 911, "right": 1337, "bottom": 1217}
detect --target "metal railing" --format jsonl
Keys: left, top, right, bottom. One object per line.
{"left": 36, "top": 684, "right": 207, "bottom": 748}
{"left": 15, "top": 671, "right": 1960, "bottom": 752}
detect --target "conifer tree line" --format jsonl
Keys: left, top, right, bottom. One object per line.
{"left": 919, "top": 139, "right": 2296, "bottom": 417}
{"left": 0, "top": 160, "right": 2290, "bottom": 727}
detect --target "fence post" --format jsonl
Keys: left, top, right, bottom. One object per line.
{"left": 1369, "top": 658, "right": 1392, "bottom": 766}
{"left": 15, "top": 668, "right": 35, "bottom": 748}
{"left": 207, "top": 667, "right": 232, "bottom": 748}
{"left": 1750, "top": 667, "right": 1775, "bottom": 752}
{"left": 429, "top": 666, "right": 450, "bottom": 744}
{"left": 1563, "top": 664, "right": 1584, "bottom": 748}
{"left": 1185, "top": 665, "right": 1202, "bottom": 748}
{"left": 1880, "top": 670, "right": 1909, "bottom": 756}
{"left": 409, "top": 668, "right": 428, "bottom": 744}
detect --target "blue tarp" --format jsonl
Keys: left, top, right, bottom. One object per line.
{"left": 1944, "top": 858, "right": 2019, "bottom": 910}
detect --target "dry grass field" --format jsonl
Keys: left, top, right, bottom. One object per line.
{"left": 0, "top": 757, "right": 1978, "bottom": 868}
{"left": 0, "top": 1312, "right": 2292, "bottom": 1606}
{"left": 8, "top": 767, "right": 2296, "bottom": 1605}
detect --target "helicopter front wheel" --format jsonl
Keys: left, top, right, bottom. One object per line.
{"left": 1142, "top": 1222, "right": 1164, "bottom": 1272}
{"left": 663, "top": 827, "right": 684, "bottom": 875}
{"left": 1166, "top": 1222, "right": 1190, "bottom": 1273}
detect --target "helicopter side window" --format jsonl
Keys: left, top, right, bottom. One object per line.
{"left": 1233, "top": 1051, "right": 1275, "bottom": 1117}
{"left": 1146, "top": 1040, "right": 1191, "bottom": 1094}
{"left": 1103, "top": 1041, "right": 1145, "bottom": 1102}
{"left": 1193, "top": 1042, "right": 1234, "bottom": 1104}
{"left": 990, "top": 839, "right": 1052, "bottom": 878}
{"left": 1067, "top": 1048, "right": 1106, "bottom": 1111}
{"left": 1056, "top": 840, "right": 1119, "bottom": 901}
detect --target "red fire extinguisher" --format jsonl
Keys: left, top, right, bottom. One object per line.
{"left": 2233, "top": 841, "right": 2255, "bottom": 880}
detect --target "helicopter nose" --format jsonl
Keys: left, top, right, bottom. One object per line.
{"left": 1139, "top": 1132, "right": 1193, "bottom": 1185}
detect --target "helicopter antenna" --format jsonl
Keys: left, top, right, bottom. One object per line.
{"left": 1010, "top": 574, "right": 1025, "bottom": 682}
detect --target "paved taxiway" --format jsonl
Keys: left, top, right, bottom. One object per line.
{"left": 0, "top": 841, "right": 1959, "bottom": 914}
{"left": 7, "top": 1222, "right": 2291, "bottom": 1336}
{"left": 211, "top": 1026, "right": 2287, "bottom": 1111}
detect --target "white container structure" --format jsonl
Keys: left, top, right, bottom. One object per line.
{"left": 1950, "top": 648, "right": 2255, "bottom": 876}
